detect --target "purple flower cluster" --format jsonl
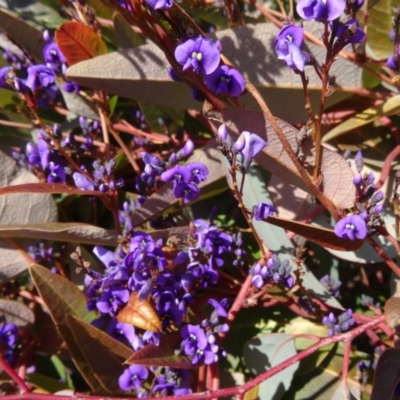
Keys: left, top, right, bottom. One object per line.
{"left": 174, "top": 37, "right": 245, "bottom": 98}
{"left": 73, "top": 159, "right": 124, "bottom": 193}
{"left": 335, "top": 151, "right": 384, "bottom": 240}
{"left": 0, "top": 318, "right": 19, "bottom": 366}
{"left": 250, "top": 254, "right": 294, "bottom": 289}
{"left": 319, "top": 275, "right": 342, "bottom": 298}
{"left": 83, "top": 218, "right": 232, "bottom": 392}
{"left": 139, "top": 139, "right": 209, "bottom": 203}
{"left": 322, "top": 309, "right": 355, "bottom": 336}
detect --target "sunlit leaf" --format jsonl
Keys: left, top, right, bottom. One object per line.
{"left": 0, "top": 182, "right": 105, "bottom": 198}
{"left": 0, "top": 150, "right": 57, "bottom": 282}
{"left": 0, "top": 8, "right": 45, "bottom": 63}
{"left": 366, "top": 0, "right": 397, "bottom": 60}
{"left": 66, "top": 22, "right": 362, "bottom": 124}
{"left": 0, "top": 222, "right": 117, "bottom": 246}
{"left": 243, "top": 333, "right": 299, "bottom": 400}
{"left": 323, "top": 95, "right": 400, "bottom": 142}
{"left": 117, "top": 292, "right": 162, "bottom": 332}
{"left": 126, "top": 331, "right": 195, "bottom": 368}
{"left": 384, "top": 297, "right": 400, "bottom": 334}
{"left": 55, "top": 21, "right": 108, "bottom": 66}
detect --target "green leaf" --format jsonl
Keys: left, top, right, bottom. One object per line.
{"left": 108, "top": 95, "right": 119, "bottom": 117}
{"left": 243, "top": 333, "right": 299, "bottom": 400}
{"left": 323, "top": 95, "right": 400, "bottom": 143}
{"left": 67, "top": 314, "right": 132, "bottom": 393}
{"left": 113, "top": 12, "right": 145, "bottom": 49}
{"left": 126, "top": 332, "right": 195, "bottom": 368}
{"left": 29, "top": 264, "right": 105, "bottom": 394}
{"left": 139, "top": 102, "right": 184, "bottom": 134}
{"left": 50, "top": 355, "right": 74, "bottom": 390}
{"left": 0, "top": 222, "right": 117, "bottom": 246}
{"left": 366, "top": 0, "right": 396, "bottom": 60}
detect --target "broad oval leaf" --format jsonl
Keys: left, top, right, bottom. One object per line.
{"left": 221, "top": 107, "right": 355, "bottom": 209}
{"left": 67, "top": 314, "right": 132, "bottom": 393}
{"left": 117, "top": 292, "right": 162, "bottom": 332}
{"left": 243, "top": 333, "right": 299, "bottom": 400}
{"left": 55, "top": 21, "right": 108, "bottom": 66}
{"left": 126, "top": 331, "right": 195, "bottom": 368}
{"left": 0, "top": 150, "right": 57, "bottom": 281}
{"left": 29, "top": 264, "right": 104, "bottom": 393}
{"left": 0, "top": 9, "right": 45, "bottom": 63}
{"left": 330, "top": 380, "right": 359, "bottom": 400}
{"left": 0, "top": 299, "right": 34, "bottom": 328}
{"left": 0, "top": 222, "right": 117, "bottom": 246}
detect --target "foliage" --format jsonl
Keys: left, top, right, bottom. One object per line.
{"left": 0, "top": 0, "right": 398, "bottom": 399}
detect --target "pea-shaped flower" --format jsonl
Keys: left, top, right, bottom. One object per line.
{"left": 334, "top": 214, "right": 367, "bottom": 240}
{"left": 175, "top": 37, "right": 221, "bottom": 75}
{"left": 296, "top": 0, "right": 345, "bottom": 22}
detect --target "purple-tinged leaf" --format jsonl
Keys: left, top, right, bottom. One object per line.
{"left": 371, "top": 348, "right": 400, "bottom": 400}
{"left": 125, "top": 331, "right": 195, "bottom": 369}
{"left": 67, "top": 315, "right": 132, "bottom": 394}
{"left": 221, "top": 107, "right": 355, "bottom": 209}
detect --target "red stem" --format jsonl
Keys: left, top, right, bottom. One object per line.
{"left": 0, "top": 355, "right": 30, "bottom": 394}
{"left": 1, "top": 315, "right": 386, "bottom": 400}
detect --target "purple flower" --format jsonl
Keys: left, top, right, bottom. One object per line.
{"left": 233, "top": 131, "right": 267, "bottom": 172}
{"left": 334, "top": 214, "right": 367, "bottom": 240}
{"left": 387, "top": 52, "right": 399, "bottom": 71}
{"left": 145, "top": 0, "right": 173, "bottom": 10}
{"left": 161, "top": 165, "right": 192, "bottom": 184}
{"left": 253, "top": 202, "right": 276, "bottom": 220}
{"left": 274, "top": 25, "right": 310, "bottom": 72}
{"left": 173, "top": 182, "right": 200, "bottom": 203}
{"left": 204, "top": 65, "right": 245, "bottom": 97}
{"left": 43, "top": 42, "right": 66, "bottom": 72}
{"left": 186, "top": 162, "right": 209, "bottom": 184}
{"left": 118, "top": 365, "right": 149, "bottom": 391}
{"left": 25, "top": 65, "right": 55, "bottom": 91}
{"left": 47, "top": 162, "right": 66, "bottom": 183}
{"left": 333, "top": 19, "right": 366, "bottom": 51}
{"left": 175, "top": 37, "right": 221, "bottom": 75}
{"left": 296, "top": 0, "right": 345, "bottom": 21}
{"left": 0, "top": 66, "right": 13, "bottom": 90}
{"left": 176, "top": 139, "right": 194, "bottom": 159}
{"left": 96, "top": 286, "right": 129, "bottom": 315}
{"left": 180, "top": 324, "right": 216, "bottom": 364}
{"left": 73, "top": 172, "right": 95, "bottom": 191}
